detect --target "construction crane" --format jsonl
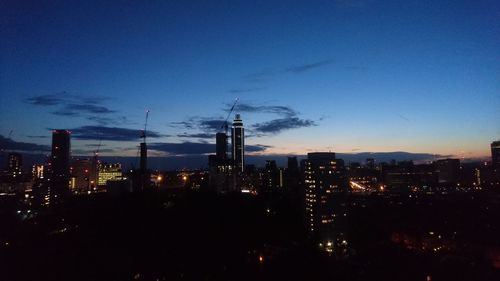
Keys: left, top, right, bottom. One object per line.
{"left": 140, "top": 110, "right": 150, "bottom": 143}
{"left": 221, "top": 98, "right": 239, "bottom": 135}
{"left": 139, "top": 110, "right": 150, "bottom": 172}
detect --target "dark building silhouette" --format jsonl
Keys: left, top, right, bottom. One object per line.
{"left": 264, "top": 160, "right": 279, "bottom": 190}
{"left": 288, "top": 157, "right": 299, "bottom": 173}
{"left": 231, "top": 114, "right": 244, "bottom": 173}
{"left": 366, "top": 158, "right": 375, "bottom": 169}
{"left": 71, "top": 159, "right": 92, "bottom": 192}
{"left": 492, "top": 141, "right": 500, "bottom": 186}
{"left": 304, "top": 152, "right": 347, "bottom": 251}
{"left": 51, "top": 130, "right": 71, "bottom": 198}
{"left": 216, "top": 132, "right": 228, "bottom": 162}
{"left": 492, "top": 141, "right": 500, "bottom": 167}
{"left": 435, "top": 159, "right": 460, "bottom": 185}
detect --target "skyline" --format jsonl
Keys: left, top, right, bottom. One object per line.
{"left": 1, "top": 1, "right": 499, "bottom": 163}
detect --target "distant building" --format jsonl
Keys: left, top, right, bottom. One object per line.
{"left": 492, "top": 141, "right": 500, "bottom": 186}
{"left": 98, "top": 163, "right": 123, "bottom": 187}
{"left": 492, "top": 141, "right": 500, "bottom": 168}
{"left": 32, "top": 164, "right": 45, "bottom": 180}
{"left": 435, "top": 159, "right": 460, "bottom": 185}
{"left": 304, "top": 152, "right": 347, "bottom": 250}
{"left": 50, "top": 130, "right": 71, "bottom": 198}
{"left": 231, "top": 114, "right": 244, "bottom": 173}
{"left": 71, "top": 159, "right": 92, "bottom": 191}
{"left": 7, "top": 153, "right": 22, "bottom": 178}
{"left": 264, "top": 160, "right": 279, "bottom": 190}
{"left": 365, "top": 158, "right": 375, "bottom": 169}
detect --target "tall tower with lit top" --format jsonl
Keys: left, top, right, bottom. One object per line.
{"left": 231, "top": 114, "right": 244, "bottom": 173}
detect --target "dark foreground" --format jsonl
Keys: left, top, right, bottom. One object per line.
{"left": 1, "top": 190, "right": 500, "bottom": 281}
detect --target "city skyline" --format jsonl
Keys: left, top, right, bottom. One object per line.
{"left": 1, "top": 1, "right": 499, "bottom": 163}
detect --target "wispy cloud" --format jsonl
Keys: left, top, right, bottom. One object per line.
{"left": 149, "top": 142, "right": 270, "bottom": 155}
{"left": 335, "top": 0, "right": 372, "bottom": 8}
{"left": 285, "top": 59, "right": 334, "bottom": 74}
{"left": 228, "top": 87, "right": 265, "bottom": 94}
{"left": 252, "top": 117, "right": 316, "bottom": 134}
{"left": 177, "top": 133, "right": 214, "bottom": 139}
{"left": 396, "top": 113, "right": 410, "bottom": 122}
{"left": 0, "top": 135, "right": 50, "bottom": 152}
{"left": 172, "top": 101, "right": 315, "bottom": 139}
{"left": 69, "top": 126, "right": 164, "bottom": 141}
{"left": 26, "top": 92, "right": 121, "bottom": 125}
{"left": 26, "top": 92, "right": 110, "bottom": 106}
{"left": 72, "top": 148, "right": 115, "bottom": 155}
{"left": 230, "top": 102, "right": 298, "bottom": 117}
{"left": 170, "top": 118, "right": 227, "bottom": 133}
{"left": 241, "top": 59, "right": 333, "bottom": 83}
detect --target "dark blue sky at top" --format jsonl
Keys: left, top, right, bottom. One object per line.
{"left": 1, "top": 0, "right": 499, "bottom": 162}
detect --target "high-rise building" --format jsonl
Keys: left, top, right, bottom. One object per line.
{"left": 492, "top": 141, "right": 500, "bottom": 186}
{"left": 231, "top": 114, "right": 244, "bottom": 173}
{"left": 264, "top": 160, "right": 279, "bottom": 190}
{"left": 435, "top": 159, "right": 460, "bottom": 185}
{"left": 7, "top": 153, "right": 22, "bottom": 178}
{"left": 216, "top": 132, "right": 227, "bottom": 162}
{"left": 492, "top": 141, "right": 500, "bottom": 167}
{"left": 304, "top": 152, "right": 347, "bottom": 251}
{"left": 50, "top": 130, "right": 71, "bottom": 197}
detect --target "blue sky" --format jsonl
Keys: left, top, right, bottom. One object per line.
{"left": 1, "top": 0, "right": 499, "bottom": 161}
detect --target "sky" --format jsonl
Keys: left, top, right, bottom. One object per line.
{"left": 1, "top": 0, "right": 499, "bottom": 166}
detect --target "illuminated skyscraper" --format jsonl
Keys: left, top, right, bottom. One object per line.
{"left": 231, "top": 114, "right": 244, "bottom": 173}
{"left": 304, "top": 152, "right": 347, "bottom": 251}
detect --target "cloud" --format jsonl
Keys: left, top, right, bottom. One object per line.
{"left": 241, "top": 59, "right": 333, "bottom": 83}
{"left": 26, "top": 92, "right": 109, "bottom": 106}
{"left": 252, "top": 117, "right": 316, "bottom": 134}
{"left": 65, "top": 104, "right": 115, "bottom": 114}
{"left": 69, "top": 126, "right": 164, "bottom": 141}
{"left": 231, "top": 103, "right": 297, "bottom": 117}
{"left": 26, "top": 135, "right": 49, "bottom": 139}
{"left": 149, "top": 142, "right": 270, "bottom": 155}
{"left": 199, "top": 119, "right": 227, "bottom": 132}
{"left": 26, "top": 93, "right": 66, "bottom": 106}
{"left": 242, "top": 69, "right": 276, "bottom": 83}
{"left": 228, "top": 87, "right": 265, "bottom": 94}
{"left": 72, "top": 148, "right": 116, "bottom": 155}
{"left": 51, "top": 110, "right": 81, "bottom": 116}
{"left": 177, "top": 133, "right": 214, "bottom": 139}
{"left": 171, "top": 118, "right": 227, "bottom": 133}
{"left": 172, "top": 102, "right": 314, "bottom": 139}
{"left": 26, "top": 92, "right": 119, "bottom": 124}
{"left": 0, "top": 135, "right": 50, "bottom": 152}
{"left": 285, "top": 59, "right": 334, "bottom": 74}
{"left": 335, "top": 0, "right": 372, "bottom": 8}
{"left": 396, "top": 113, "right": 410, "bottom": 122}
{"left": 52, "top": 104, "right": 115, "bottom": 117}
